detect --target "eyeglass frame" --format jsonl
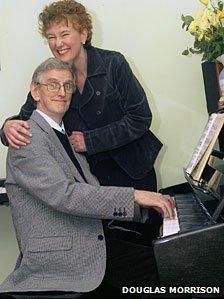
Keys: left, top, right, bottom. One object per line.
{"left": 35, "top": 81, "right": 75, "bottom": 94}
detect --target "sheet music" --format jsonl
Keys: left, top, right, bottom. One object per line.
{"left": 186, "top": 113, "right": 224, "bottom": 176}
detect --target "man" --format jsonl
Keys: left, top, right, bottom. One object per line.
{"left": 0, "top": 58, "right": 174, "bottom": 299}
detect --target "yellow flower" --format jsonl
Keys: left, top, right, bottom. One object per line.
{"left": 217, "top": 10, "right": 224, "bottom": 19}
{"left": 195, "top": 10, "right": 204, "bottom": 19}
{"left": 199, "top": 0, "right": 210, "bottom": 6}
{"left": 194, "top": 8, "right": 220, "bottom": 31}
{"left": 189, "top": 20, "right": 206, "bottom": 40}
{"left": 181, "top": 0, "right": 224, "bottom": 61}
{"left": 205, "top": 9, "right": 220, "bottom": 27}
{"left": 188, "top": 20, "right": 197, "bottom": 34}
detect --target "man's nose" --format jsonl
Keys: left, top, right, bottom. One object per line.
{"left": 58, "top": 85, "right": 66, "bottom": 96}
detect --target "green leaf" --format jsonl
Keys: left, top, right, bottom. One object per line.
{"left": 188, "top": 47, "right": 203, "bottom": 54}
{"left": 182, "top": 49, "right": 189, "bottom": 56}
{"left": 181, "top": 14, "right": 185, "bottom": 21}
{"left": 182, "top": 15, "right": 194, "bottom": 26}
{"left": 218, "top": 1, "right": 223, "bottom": 10}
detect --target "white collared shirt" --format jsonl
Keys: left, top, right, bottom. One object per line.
{"left": 36, "top": 110, "right": 65, "bottom": 134}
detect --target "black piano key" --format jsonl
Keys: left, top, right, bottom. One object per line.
{"left": 179, "top": 223, "right": 204, "bottom": 230}
{"left": 174, "top": 192, "right": 212, "bottom": 233}
{"left": 177, "top": 207, "right": 202, "bottom": 213}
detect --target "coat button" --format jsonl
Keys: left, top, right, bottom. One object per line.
{"left": 96, "top": 110, "right": 101, "bottom": 115}
{"left": 96, "top": 91, "right": 101, "bottom": 96}
{"left": 118, "top": 208, "right": 123, "bottom": 217}
{"left": 98, "top": 235, "right": 104, "bottom": 241}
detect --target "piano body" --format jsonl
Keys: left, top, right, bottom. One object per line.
{"left": 153, "top": 138, "right": 224, "bottom": 292}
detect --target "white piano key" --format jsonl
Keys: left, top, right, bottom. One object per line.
{"left": 0, "top": 187, "right": 6, "bottom": 194}
{"left": 162, "top": 208, "right": 180, "bottom": 237}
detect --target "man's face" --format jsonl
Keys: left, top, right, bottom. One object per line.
{"left": 31, "top": 69, "right": 73, "bottom": 123}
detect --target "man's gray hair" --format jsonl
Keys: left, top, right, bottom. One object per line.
{"left": 32, "top": 57, "right": 74, "bottom": 83}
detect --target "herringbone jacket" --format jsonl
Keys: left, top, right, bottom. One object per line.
{"left": 0, "top": 111, "right": 139, "bottom": 293}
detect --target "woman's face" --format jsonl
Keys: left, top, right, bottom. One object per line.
{"left": 46, "top": 21, "right": 87, "bottom": 64}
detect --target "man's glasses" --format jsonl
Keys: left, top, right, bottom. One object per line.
{"left": 37, "top": 81, "right": 74, "bottom": 94}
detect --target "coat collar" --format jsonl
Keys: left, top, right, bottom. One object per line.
{"left": 86, "top": 46, "right": 107, "bottom": 77}
{"left": 70, "top": 46, "right": 107, "bottom": 109}
{"left": 30, "top": 111, "right": 86, "bottom": 183}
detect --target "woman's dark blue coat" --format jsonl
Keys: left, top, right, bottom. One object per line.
{"left": 18, "top": 46, "right": 162, "bottom": 180}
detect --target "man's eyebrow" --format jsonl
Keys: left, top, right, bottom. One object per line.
{"left": 46, "top": 78, "right": 73, "bottom": 83}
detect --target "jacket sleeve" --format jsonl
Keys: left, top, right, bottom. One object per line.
{"left": 6, "top": 135, "right": 143, "bottom": 222}
{"left": 1, "top": 93, "right": 36, "bottom": 145}
{"left": 84, "top": 55, "right": 152, "bottom": 155}
{"left": 18, "top": 92, "right": 36, "bottom": 120}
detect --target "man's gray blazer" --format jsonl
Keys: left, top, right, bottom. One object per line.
{"left": 0, "top": 111, "right": 141, "bottom": 293}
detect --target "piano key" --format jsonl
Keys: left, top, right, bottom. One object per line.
{"left": 179, "top": 223, "right": 205, "bottom": 231}
{"left": 0, "top": 187, "right": 6, "bottom": 194}
{"left": 162, "top": 192, "right": 212, "bottom": 237}
{"left": 0, "top": 187, "right": 8, "bottom": 205}
{"left": 178, "top": 214, "right": 207, "bottom": 220}
{"left": 162, "top": 208, "right": 180, "bottom": 237}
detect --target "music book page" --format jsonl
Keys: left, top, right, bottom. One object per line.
{"left": 186, "top": 113, "right": 224, "bottom": 181}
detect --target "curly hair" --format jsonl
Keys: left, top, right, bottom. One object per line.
{"left": 38, "top": 0, "right": 92, "bottom": 46}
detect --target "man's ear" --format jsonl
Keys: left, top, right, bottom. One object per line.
{"left": 30, "top": 83, "right": 40, "bottom": 102}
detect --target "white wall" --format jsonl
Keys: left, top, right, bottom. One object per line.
{"left": 0, "top": 0, "right": 208, "bottom": 282}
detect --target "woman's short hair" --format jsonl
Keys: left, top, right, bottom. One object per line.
{"left": 38, "top": 0, "right": 92, "bottom": 46}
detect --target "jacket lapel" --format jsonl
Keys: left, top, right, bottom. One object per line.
{"left": 31, "top": 111, "right": 86, "bottom": 183}
{"left": 70, "top": 46, "right": 107, "bottom": 109}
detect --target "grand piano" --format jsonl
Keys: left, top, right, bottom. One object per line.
{"left": 153, "top": 63, "right": 224, "bottom": 295}
{"left": 153, "top": 132, "right": 224, "bottom": 295}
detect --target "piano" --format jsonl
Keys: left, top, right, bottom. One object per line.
{"left": 153, "top": 163, "right": 224, "bottom": 292}
{"left": 0, "top": 179, "right": 8, "bottom": 205}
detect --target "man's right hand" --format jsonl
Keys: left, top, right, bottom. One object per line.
{"left": 134, "top": 190, "right": 176, "bottom": 219}
{"left": 3, "top": 120, "right": 32, "bottom": 148}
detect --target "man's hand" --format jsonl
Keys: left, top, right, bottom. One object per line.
{"left": 134, "top": 190, "right": 176, "bottom": 219}
{"left": 3, "top": 120, "right": 32, "bottom": 149}
{"left": 69, "top": 131, "right": 87, "bottom": 152}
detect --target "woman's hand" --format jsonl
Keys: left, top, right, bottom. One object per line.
{"left": 134, "top": 190, "right": 176, "bottom": 219}
{"left": 3, "top": 120, "right": 32, "bottom": 149}
{"left": 69, "top": 131, "right": 87, "bottom": 152}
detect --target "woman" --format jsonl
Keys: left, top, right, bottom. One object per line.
{"left": 3, "top": 0, "right": 162, "bottom": 244}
